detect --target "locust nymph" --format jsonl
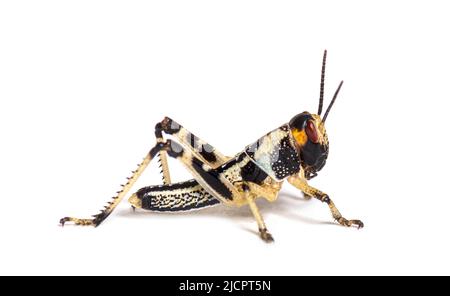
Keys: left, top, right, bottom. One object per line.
{"left": 61, "top": 50, "right": 363, "bottom": 242}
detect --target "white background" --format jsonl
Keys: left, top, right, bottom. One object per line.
{"left": 1, "top": 1, "right": 449, "bottom": 276}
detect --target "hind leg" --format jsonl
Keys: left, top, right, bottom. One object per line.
{"left": 60, "top": 118, "right": 233, "bottom": 227}
{"left": 153, "top": 117, "right": 230, "bottom": 186}
{"left": 156, "top": 117, "right": 230, "bottom": 166}
{"left": 146, "top": 139, "right": 240, "bottom": 203}
{"left": 60, "top": 148, "right": 155, "bottom": 227}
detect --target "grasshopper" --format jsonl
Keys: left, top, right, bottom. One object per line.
{"left": 60, "top": 50, "right": 363, "bottom": 242}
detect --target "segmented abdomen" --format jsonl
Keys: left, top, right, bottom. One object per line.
{"left": 136, "top": 180, "right": 220, "bottom": 212}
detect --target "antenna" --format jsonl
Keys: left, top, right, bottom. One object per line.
{"left": 317, "top": 50, "right": 327, "bottom": 115}
{"left": 322, "top": 80, "right": 343, "bottom": 123}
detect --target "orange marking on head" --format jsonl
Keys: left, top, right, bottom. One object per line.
{"left": 292, "top": 128, "right": 308, "bottom": 146}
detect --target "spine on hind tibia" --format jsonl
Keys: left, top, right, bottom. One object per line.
{"left": 130, "top": 180, "right": 220, "bottom": 212}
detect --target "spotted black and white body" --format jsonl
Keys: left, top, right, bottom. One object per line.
{"left": 60, "top": 51, "right": 364, "bottom": 242}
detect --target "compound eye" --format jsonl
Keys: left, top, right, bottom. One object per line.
{"left": 306, "top": 120, "right": 319, "bottom": 143}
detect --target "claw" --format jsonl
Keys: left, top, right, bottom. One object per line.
{"left": 337, "top": 218, "right": 364, "bottom": 229}
{"left": 354, "top": 220, "right": 364, "bottom": 229}
{"left": 59, "top": 217, "right": 69, "bottom": 226}
{"left": 259, "top": 228, "right": 275, "bottom": 243}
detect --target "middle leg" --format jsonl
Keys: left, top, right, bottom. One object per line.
{"left": 241, "top": 184, "right": 274, "bottom": 243}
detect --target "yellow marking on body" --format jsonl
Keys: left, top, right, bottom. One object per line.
{"left": 292, "top": 128, "right": 308, "bottom": 146}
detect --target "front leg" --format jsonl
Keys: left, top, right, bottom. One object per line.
{"left": 287, "top": 174, "right": 364, "bottom": 229}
